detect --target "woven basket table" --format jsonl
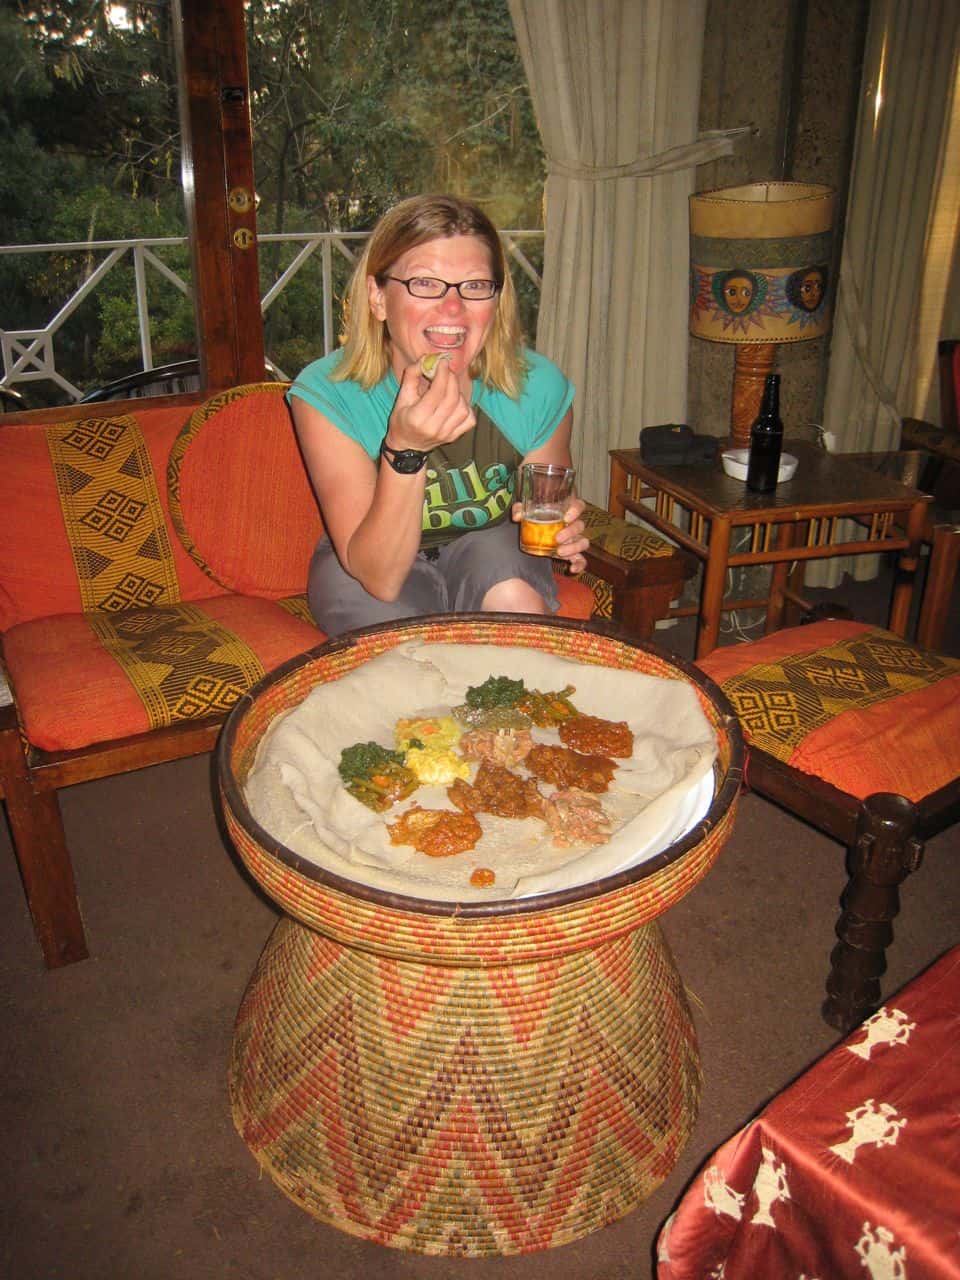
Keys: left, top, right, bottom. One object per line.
{"left": 217, "top": 614, "right": 743, "bottom": 1256}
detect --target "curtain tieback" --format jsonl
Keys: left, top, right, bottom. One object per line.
{"left": 546, "top": 126, "right": 752, "bottom": 181}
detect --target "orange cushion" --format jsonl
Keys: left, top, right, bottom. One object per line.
{"left": 698, "top": 620, "right": 960, "bottom": 802}
{"left": 3, "top": 595, "right": 324, "bottom": 752}
{"left": 555, "top": 573, "right": 596, "bottom": 620}
{"left": 168, "top": 384, "right": 324, "bottom": 598}
{"left": 0, "top": 407, "right": 226, "bottom": 632}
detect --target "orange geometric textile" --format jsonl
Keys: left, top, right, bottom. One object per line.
{"left": 698, "top": 620, "right": 960, "bottom": 801}
{"left": 46, "top": 413, "right": 181, "bottom": 613}
{"left": 0, "top": 408, "right": 225, "bottom": 631}
{"left": 3, "top": 594, "right": 323, "bottom": 752}
{"left": 168, "top": 384, "right": 324, "bottom": 598}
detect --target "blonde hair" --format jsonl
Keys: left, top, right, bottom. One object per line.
{"left": 333, "top": 194, "right": 525, "bottom": 397}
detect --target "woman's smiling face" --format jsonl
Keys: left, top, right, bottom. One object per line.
{"left": 367, "top": 234, "right": 499, "bottom": 391}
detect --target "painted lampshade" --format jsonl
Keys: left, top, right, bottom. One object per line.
{"left": 689, "top": 181, "right": 835, "bottom": 444}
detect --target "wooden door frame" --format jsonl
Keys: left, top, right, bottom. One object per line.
{"left": 173, "top": 0, "right": 265, "bottom": 393}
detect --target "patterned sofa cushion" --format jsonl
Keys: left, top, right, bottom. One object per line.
{"left": 0, "top": 407, "right": 226, "bottom": 631}
{"left": 698, "top": 619, "right": 960, "bottom": 802}
{"left": 168, "top": 383, "right": 324, "bottom": 598}
{"left": 3, "top": 593, "right": 323, "bottom": 752}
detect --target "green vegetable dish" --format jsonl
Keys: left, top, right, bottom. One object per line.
{"left": 337, "top": 741, "right": 418, "bottom": 812}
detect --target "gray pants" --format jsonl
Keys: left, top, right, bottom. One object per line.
{"left": 307, "top": 518, "right": 560, "bottom": 638}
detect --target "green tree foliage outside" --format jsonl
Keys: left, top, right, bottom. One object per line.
{"left": 0, "top": 0, "right": 544, "bottom": 403}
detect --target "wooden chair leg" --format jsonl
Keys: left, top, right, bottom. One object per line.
{"left": 822, "top": 793, "right": 923, "bottom": 1032}
{"left": 0, "top": 722, "right": 89, "bottom": 968}
{"left": 611, "top": 580, "right": 679, "bottom": 640}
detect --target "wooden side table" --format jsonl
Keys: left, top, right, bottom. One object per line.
{"left": 608, "top": 442, "right": 931, "bottom": 658}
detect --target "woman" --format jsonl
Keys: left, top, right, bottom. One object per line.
{"left": 288, "top": 193, "right": 588, "bottom": 637}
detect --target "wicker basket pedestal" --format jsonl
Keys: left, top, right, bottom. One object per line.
{"left": 218, "top": 616, "right": 742, "bottom": 1256}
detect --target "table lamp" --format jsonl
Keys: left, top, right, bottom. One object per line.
{"left": 689, "top": 181, "right": 835, "bottom": 447}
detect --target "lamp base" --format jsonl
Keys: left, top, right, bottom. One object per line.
{"left": 730, "top": 343, "right": 776, "bottom": 448}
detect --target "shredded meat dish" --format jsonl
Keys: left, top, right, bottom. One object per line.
{"left": 458, "top": 727, "right": 534, "bottom": 768}
{"left": 387, "top": 806, "right": 482, "bottom": 857}
{"left": 558, "top": 714, "right": 634, "bottom": 759}
{"left": 540, "top": 788, "right": 612, "bottom": 847}
{"left": 525, "top": 744, "right": 617, "bottom": 793}
{"left": 448, "top": 760, "right": 544, "bottom": 820}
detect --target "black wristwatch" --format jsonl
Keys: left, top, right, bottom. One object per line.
{"left": 379, "top": 439, "right": 430, "bottom": 474}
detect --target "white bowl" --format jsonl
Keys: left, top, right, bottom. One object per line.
{"left": 721, "top": 448, "right": 798, "bottom": 483}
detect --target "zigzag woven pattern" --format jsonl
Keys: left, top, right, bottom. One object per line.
{"left": 46, "top": 414, "right": 180, "bottom": 612}
{"left": 229, "top": 916, "right": 700, "bottom": 1255}
{"left": 717, "top": 627, "right": 960, "bottom": 760}
{"left": 88, "top": 603, "right": 266, "bottom": 730}
{"left": 219, "top": 617, "right": 742, "bottom": 1253}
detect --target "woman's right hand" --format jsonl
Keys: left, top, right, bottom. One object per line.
{"left": 384, "top": 357, "right": 476, "bottom": 453}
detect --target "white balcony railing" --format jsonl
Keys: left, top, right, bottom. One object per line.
{"left": 0, "top": 230, "right": 545, "bottom": 403}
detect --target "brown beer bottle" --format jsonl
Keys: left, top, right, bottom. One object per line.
{"left": 746, "top": 373, "right": 783, "bottom": 492}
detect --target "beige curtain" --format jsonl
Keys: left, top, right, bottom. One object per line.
{"left": 823, "top": 0, "right": 960, "bottom": 455}
{"left": 508, "top": 0, "right": 744, "bottom": 505}
{"left": 813, "top": 0, "right": 959, "bottom": 588}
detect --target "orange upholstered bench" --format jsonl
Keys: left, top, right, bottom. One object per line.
{"left": 698, "top": 618, "right": 960, "bottom": 1031}
{"left": 0, "top": 386, "right": 327, "bottom": 969}
{"left": 1, "top": 384, "right": 691, "bottom": 970}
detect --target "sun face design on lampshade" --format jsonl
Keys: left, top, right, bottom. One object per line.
{"left": 689, "top": 182, "right": 835, "bottom": 345}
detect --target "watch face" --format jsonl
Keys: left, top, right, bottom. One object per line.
{"left": 381, "top": 443, "right": 429, "bottom": 473}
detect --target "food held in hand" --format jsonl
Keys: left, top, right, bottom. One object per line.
{"left": 559, "top": 714, "right": 634, "bottom": 758}
{"left": 388, "top": 806, "right": 482, "bottom": 857}
{"left": 420, "top": 352, "right": 451, "bottom": 381}
{"left": 338, "top": 741, "right": 418, "bottom": 812}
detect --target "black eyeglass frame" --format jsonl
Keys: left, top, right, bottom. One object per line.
{"left": 382, "top": 275, "right": 501, "bottom": 301}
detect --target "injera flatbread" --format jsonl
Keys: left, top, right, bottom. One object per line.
{"left": 244, "top": 641, "right": 718, "bottom": 901}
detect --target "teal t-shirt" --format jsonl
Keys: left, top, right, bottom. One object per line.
{"left": 288, "top": 349, "right": 574, "bottom": 549}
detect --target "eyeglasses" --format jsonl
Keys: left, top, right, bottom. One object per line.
{"left": 384, "top": 275, "right": 500, "bottom": 301}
